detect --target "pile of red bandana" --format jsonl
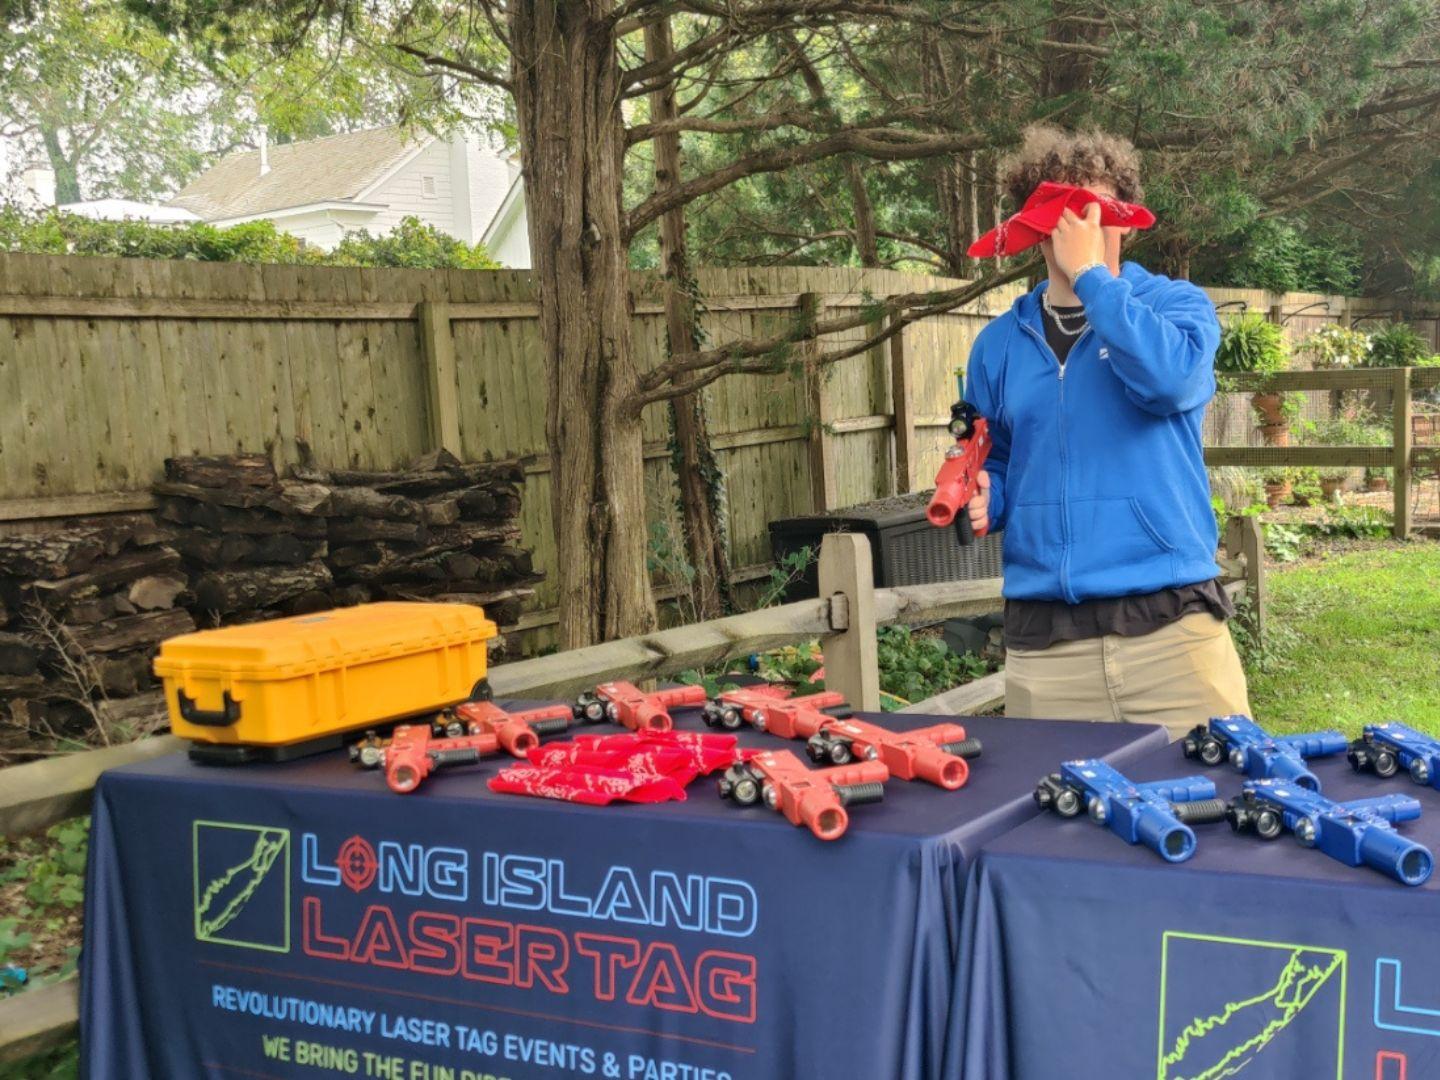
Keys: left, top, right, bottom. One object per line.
{"left": 488, "top": 730, "right": 751, "bottom": 806}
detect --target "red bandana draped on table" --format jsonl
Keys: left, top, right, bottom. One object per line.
{"left": 489, "top": 730, "right": 752, "bottom": 806}
{"left": 967, "top": 181, "right": 1156, "bottom": 258}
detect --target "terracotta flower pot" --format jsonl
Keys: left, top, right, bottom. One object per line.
{"left": 1320, "top": 477, "right": 1345, "bottom": 501}
{"left": 1264, "top": 481, "right": 1291, "bottom": 509}
{"left": 1251, "top": 392, "right": 1285, "bottom": 425}
{"left": 1366, "top": 476, "right": 1389, "bottom": 492}
{"left": 1258, "top": 422, "right": 1291, "bottom": 447}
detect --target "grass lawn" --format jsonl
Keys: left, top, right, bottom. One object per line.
{"left": 1246, "top": 541, "right": 1440, "bottom": 736}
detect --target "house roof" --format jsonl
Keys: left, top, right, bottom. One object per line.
{"left": 169, "top": 126, "right": 429, "bottom": 221}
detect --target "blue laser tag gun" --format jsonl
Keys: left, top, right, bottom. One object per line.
{"left": 1033, "top": 759, "right": 1228, "bottom": 863}
{"left": 1348, "top": 722, "right": 1440, "bottom": 788}
{"left": 1226, "top": 778, "right": 1434, "bottom": 886}
{"left": 1182, "top": 714, "right": 1347, "bottom": 790}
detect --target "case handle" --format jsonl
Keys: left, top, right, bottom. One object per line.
{"left": 177, "top": 689, "right": 241, "bottom": 727}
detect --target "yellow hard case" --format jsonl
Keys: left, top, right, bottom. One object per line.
{"left": 154, "top": 602, "right": 497, "bottom": 755}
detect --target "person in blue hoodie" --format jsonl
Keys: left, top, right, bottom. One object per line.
{"left": 962, "top": 126, "right": 1250, "bottom": 739}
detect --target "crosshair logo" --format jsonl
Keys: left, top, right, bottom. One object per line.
{"left": 337, "top": 835, "right": 378, "bottom": 892}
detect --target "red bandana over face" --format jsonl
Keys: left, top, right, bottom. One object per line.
{"left": 967, "top": 181, "right": 1155, "bottom": 258}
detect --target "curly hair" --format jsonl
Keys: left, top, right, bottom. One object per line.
{"left": 999, "top": 125, "right": 1143, "bottom": 209}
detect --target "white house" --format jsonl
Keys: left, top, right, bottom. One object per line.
{"left": 15, "top": 162, "right": 199, "bottom": 223}
{"left": 168, "top": 126, "right": 532, "bottom": 266}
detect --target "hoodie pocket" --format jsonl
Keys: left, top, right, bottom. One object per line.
{"left": 1067, "top": 497, "right": 1176, "bottom": 594}
{"left": 1002, "top": 502, "right": 1063, "bottom": 589}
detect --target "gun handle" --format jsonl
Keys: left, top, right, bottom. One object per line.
{"left": 953, "top": 511, "right": 975, "bottom": 547}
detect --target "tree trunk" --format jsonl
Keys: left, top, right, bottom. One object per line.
{"left": 645, "top": 18, "right": 732, "bottom": 621}
{"left": 510, "top": 2, "right": 656, "bottom": 648}
{"left": 40, "top": 125, "right": 80, "bottom": 204}
{"left": 846, "top": 160, "right": 879, "bottom": 267}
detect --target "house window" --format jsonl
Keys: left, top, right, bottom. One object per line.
{"left": 422, "top": 175, "right": 437, "bottom": 198}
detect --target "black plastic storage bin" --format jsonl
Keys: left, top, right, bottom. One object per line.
{"left": 767, "top": 492, "right": 1003, "bottom": 602}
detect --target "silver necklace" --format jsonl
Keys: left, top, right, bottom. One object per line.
{"left": 1043, "top": 288, "right": 1087, "bottom": 337}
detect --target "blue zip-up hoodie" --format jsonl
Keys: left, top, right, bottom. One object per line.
{"left": 963, "top": 261, "right": 1222, "bottom": 603}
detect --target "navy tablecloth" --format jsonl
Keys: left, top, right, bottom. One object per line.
{"left": 951, "top": 735, "right": 1440, "bottom": 1080}
{"left": 79, "top": 706, "right": 1164, "bottom": 1080}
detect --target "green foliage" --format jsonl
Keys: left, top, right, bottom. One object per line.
{"left": 756, "top": 643, "right": 825, "bottom": 690}
{"left": 1364, "top": 321, "right": 1433, "bottom": 368}
{"left": 1296, "top": 324, "right": 1373, "bottom": 370}
{"left": 3, "top": 819, "right": 88, "bottom": 917}
{"left": 1262, "top": 521, "right": 1304, "bottom": 563}
{"left": 1194, "top": 218, "right": 1361, "bottom": 294}
{"left": 1308, "top": 505, "right": 1392, "bottom": 540}
{"left": 1288, "top": 467, "right": 1323, "bottom": 507}
{"left": 875, "top": 625, "right": 989, "bottom": 705}
{"left": 0, "top": 209, "right": 500, "bottom": 269}
{"left": 756, "top": 546, "right": 815, "bottom": 608}
{"left": 747, "top": 627, "right": 989, "bottom": 707}
{"left": 1215, "top": 313, "right": 1288, "bottom": 376}
{"left": 327, "top": 217, "right": 500, "bottom": 270}
{"left": 0, "top": 207, "right": 307, "bottom": 261}
{"left": 0, "top": 815, "right": 88, "bottom": 1026}
{"left": 0, "top": 0, "right": 464, "bottom": 204}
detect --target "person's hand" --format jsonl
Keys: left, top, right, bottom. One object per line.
{"left": 968, "top": 470, "right": 991, "bottom": 534}
{"left": 1049, "top": 200, "right": 1106, "bottom": 282}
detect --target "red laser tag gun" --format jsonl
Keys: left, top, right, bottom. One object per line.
{"left": 574, "top": 681, "right": 707, "bottom": 733}
{"left": 447, "top": 699, "right": 574, "bottom": 749}
{"left": 351, "top": 701, "right": 573, "bottom": 793}
{"left": 701, "top": 687, "right": 851, "bottom": 738}
{"left": 717, "top": 749, "right": 889, "bottom": 841}
{"left": 806, "top": 717, "right": 982, "bottom": 790}
{"left": 926, "top": 401, "right": 991, "bottom": 545}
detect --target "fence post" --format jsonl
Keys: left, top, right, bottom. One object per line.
{"left": 418, "top": 300, "right": 462, "bottom": 455}
{"left": 888, "top": 312, "right": 916, "bottom": 494}
{"left": 1394, "top": 366, "right": 1413, "bottom": 539}
{"left": 801, "top": 293, "right": 838, "bottom": 512}
{"left": 818, "top": 533, "right": 880, "bottom": 711}
{"left": 1231, "top": 515, "right": 1266, "bottom": 642}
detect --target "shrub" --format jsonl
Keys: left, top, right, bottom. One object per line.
{"left": 0, "top": 207, "right": 499, "bottom": 269}
{"left": 1215, "top": 312, "right": 1287, "bottom": 376}
{"left": 1296, "top": 324, "right": 1372, "bottom": 370}
{"left": 326, "top": 217, "right": 499, "bottom": 270}
{"left": 1363, "top": 322, "right": 1432, "bottom": 368}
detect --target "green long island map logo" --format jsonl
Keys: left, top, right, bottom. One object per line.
{"left": 1156, "top": 931, "right": 1347, "bottom": 1080}
{"left": 193, "top": 821, "right": 291, "bottom": 953}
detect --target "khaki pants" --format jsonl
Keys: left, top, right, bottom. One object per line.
{"left": 1003, "top": 612, "right": 1252, "bottom": 741}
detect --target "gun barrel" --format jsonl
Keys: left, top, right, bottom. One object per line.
{"left": 1359, "top": 827, "right": 1433, "bottom": 886}
{"left": 927, "top": 454, "right": 972, "bottom": 527}
{"left": 494, "top": 721, "right": 540, "bottom": 757}
{"left": 909, "top": 743, "right": 970, "bottom": 789}
{"left": 1264, "top": 752, "right": 1322, "bottom": 791}
{"left": 1134, "top": 807, "right": 1198, "bottom": 863}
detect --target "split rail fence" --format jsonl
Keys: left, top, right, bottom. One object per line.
{"left": 1206, "top": 366, "right": 1440, "bottom": 538}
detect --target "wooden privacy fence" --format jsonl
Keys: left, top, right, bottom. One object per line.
{"left": 0, "top": 254, "right": 1434, "bottom": 644}
{"left": 0, "top": 522, "right": 1265, "bottom": 1064}
{"left": 0, "top": 255, "right": 1020, "bottom": 648}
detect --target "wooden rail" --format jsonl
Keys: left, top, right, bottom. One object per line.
{"left": 0, "top": 525, "right": 1263, "bottom": 1064}
{"left": 1208, "top": 366, "right": 1436, "bottom": 539}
